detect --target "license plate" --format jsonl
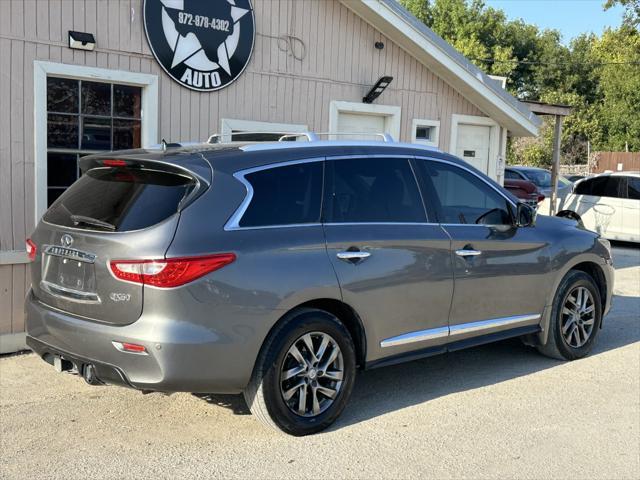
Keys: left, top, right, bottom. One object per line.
{"left": 42, "top": 249, "right": 97, "bottom": 294}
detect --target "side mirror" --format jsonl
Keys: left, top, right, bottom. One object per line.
{"left": 515, "top": 202, "right": 536, "bottom": 228}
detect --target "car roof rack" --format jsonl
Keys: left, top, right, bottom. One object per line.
{"left": 207, "top": 131, "right": 395, "bottom": 144}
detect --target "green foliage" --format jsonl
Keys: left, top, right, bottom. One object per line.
{"left": 399, "top": 0, "right": 640, "bottom": 166}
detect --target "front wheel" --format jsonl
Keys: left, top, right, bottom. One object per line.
{"left": 244, "top": 309, "right": 356, "bottom": 435}
{"left": 537, "top": 270, "right": 602, "bottom": 360}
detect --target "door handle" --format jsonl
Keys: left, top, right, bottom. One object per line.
{"left": 455, "top": 249, "right": 482, "bottom": 257}
{"left": 337, "top": 251, "right": 371, "bottom": 263}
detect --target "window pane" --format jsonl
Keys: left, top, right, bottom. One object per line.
{"left": 239, "top": 162, "right": 323, "bottom": 227}
{"left": 579, "top": 176, "right": 622, "bottom": 198}
{"left": 419, "top": 161, "right": 511, "bottom": 225}
{"left": 47, "top": 77, "right": 78, "bottom": 113}
{"left": 44, "top": 169, "right": 196, "bottom": 232}
{"left": 327, "top": 158, "right": 426, "bottom": 223}
{"left": 114, "top": 84, "right": 142, "bottom": 118}
{"left": 81, "top": 81, "right": 111, "bottom": 116}
{"left": 47, "top": 153, "right": 78, "bottom": 187}
{"left": 47, "top": 114, "right": 79, "bottom": 148}
{"left": 113, "top": 119, "right": 141, "bottom": 150}
{"left": 416, "top": 127, "right": 431, "bottom": 141}
{"left": 504, "top": 169, "right": 519, "bottom": 180}
{"left": 627, "top": 177, "right": 640, "bottom": 200}
{"left": 48, "top": 188, "right": 66, "bottom": 207}
{"left": 81, "top": 116, "right": 112, "bottom": 150}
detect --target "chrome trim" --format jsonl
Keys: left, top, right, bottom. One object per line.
{"left": 111, "top": 341, "right": 149, "bottom": 356}
{"left": 337, "top": 251, "right": 371, "bottom": 261}
{"left": 380, "top": 314, "right": 541, "bottom": 348}
{"left": 40, "top": 280, "right": 101, "bottom": 304}
{"left": 224, "top": 157, "right": 325, "bottom": 231}
{"left": 43, "top": 245, "right": 97, "bottom": 264}
{"left": 449, "top": 314, "right": 541, "bottom": 336}
{"left": 455, "top": 249, "right": 482, "bottom": 257}
{"left": 324, "top": 222, "right": 440, "bottom": 227}
{"left": 380, "top": 326, "right": 449, "bottom": 348}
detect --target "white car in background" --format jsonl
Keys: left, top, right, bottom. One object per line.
{"left": 539, "top": 172, "right": 640, "bottom": 243}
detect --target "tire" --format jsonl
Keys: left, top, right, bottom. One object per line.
{"left": 537, "top": 270, "right": 602, "bottom": 361}
{"left": 243, "top": 308, "right": 357, "bottom": 436}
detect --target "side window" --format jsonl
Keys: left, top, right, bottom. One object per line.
{"left": 239, "top": 162, "right": 323, "bottom": 228}
{"left": 325, "top": 158, "right": 426, "bottom": 223}
{"left": 627, "top": 177, "right": 640, "bottom": 200}
{"left": 417, "top": 160, "right": 512, "bottom": 225}
{"left": 577, "top": 177, "right": 623, "bottom": 198}
{"left": 504, "top": 169, "right": 520, "bottom": 180}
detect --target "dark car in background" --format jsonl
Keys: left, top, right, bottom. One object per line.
{"left": 505, "top": 166, "right": 573, "bottom": 200}
{"left": 25, "top": 137, "right": 614, "bottom": 435}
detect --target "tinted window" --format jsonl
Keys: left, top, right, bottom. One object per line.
{"left": 44, "top": 168, "right": 195, "bottom": 231}
{"left": 240, "top": 162, "right": 323, "bottom": 227}
{"left": 325, "top": 158, "right": 426, "bottom": 223}
{"left": 575, "top": 176, "right": 624, "bottom": 198}
{"left": 504, "top": 169, "right": 521, "bottom": 180}
{"left": 628, "top": 177, "right": 640, "bottom": 200}
{"left": 417, "top": 161, "right": 512, "bottom": 225}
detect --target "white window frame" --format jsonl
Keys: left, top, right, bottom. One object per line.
{"left": 328, "top": 101, "right": 401, "bottom": 141}
{"left": 449, "top": 114, "right": 500, "bottom": 179}
{"left": 33, "top": 61, "right": 158, "bottom": 224}
{"left": 411, "top": 118, "right": 440, "bottom": 147}
{"left": 219, "top": 118, "right": 308, "bottom": 143}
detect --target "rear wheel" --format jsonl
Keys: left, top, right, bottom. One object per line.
{"left": 244, "top": 309, "right": 356, "bottom": 435}
{"left": 537, "top": 270, "right": 602, "bottom": 360}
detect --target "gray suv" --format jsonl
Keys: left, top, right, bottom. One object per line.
{"left": 26, "top": 138, "right": 614, "bottom": 435}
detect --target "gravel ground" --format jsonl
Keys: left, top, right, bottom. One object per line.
{"left": 1, "top": 245, "right": 638, "bottom": 480}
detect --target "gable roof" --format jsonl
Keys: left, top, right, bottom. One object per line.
{"left": 341, "top": 0, "right": 541, "bottom": 137}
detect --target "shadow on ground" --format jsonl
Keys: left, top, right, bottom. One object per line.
{"left": 198, "top": 289, "right": 639, "bottom": 429}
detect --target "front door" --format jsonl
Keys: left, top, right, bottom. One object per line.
{"left": 413, "top": 158, "right": 549, "bottom": 344}
{"left": 322, "top": 156, "right": 454, "bottom": 364}
{"left": 455, "top": 124, "right": 491, "bottom": 174}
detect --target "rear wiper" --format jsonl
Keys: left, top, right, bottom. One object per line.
{"left": 70, "top": 215, "right": 116, "bottom": 231}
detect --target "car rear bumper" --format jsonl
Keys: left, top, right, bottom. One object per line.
{"left": 25, "top": 290, "right": 264, "bottom": 394}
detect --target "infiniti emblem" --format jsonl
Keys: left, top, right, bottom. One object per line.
{"left": 61, "top": 234, "right": 73, "bottom": 247}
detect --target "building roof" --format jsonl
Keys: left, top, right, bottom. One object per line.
{"left": 341, "top": 0, "right": 541, "bottom": 137}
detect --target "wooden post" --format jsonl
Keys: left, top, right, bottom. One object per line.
{"left": 550, "top": 114, "right": 563, "bottom": 215}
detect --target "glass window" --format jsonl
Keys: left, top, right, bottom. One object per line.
{"left": 325, "top": 158, "right": 426, "bottom": 223}
{"left": 627, "top": 177, "right": 640, "bottom": 200}
{"left": 504, "top": 169, "right": 521, "bottom": 180}
{"left": 44, "top": 169, "right": 195, "bottom": 232}
{"left": 45, "top": 77, "right": 143, "bottom": 206}
{"left": 239, "top": 162, "right": 323, "bottom": 227}
{"left": 417, "top": 161, "right": 512, "bottom": 225}
{"left": 575, "top": 176, "right": 624, "bottom": 198}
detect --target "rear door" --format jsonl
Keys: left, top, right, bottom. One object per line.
{"left": 622, "top": 176, "right": 640, "bottom": 241}
{"left": 413, "top": 158, "right": 549, "bottom": 340}
{"left": 30, "top": 164, "right": 201, "bottom": 325}
{"left": 322, "top": 156, "right": 453, "bottom": 364}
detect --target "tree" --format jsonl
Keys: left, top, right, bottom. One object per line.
{"left": 604, "top": 0, "right": 640, "bottom": 28}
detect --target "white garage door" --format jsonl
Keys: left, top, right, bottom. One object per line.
{"left": 455, "top": 124, "right": 491, "bottom": 174}
{"left": 336, "top": 112, "right": 386, "bottom": 139}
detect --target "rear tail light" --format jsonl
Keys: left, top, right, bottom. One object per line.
{"left": 26, "top": 239, "right": 37, "bottom": 261}
{"left": 537, "top": 193, "right": 546, "bottom": 203}
{"left": 112, "top": 341, "right": 148, "bottom": 355}
{"left": 109, "top": 253, "right": 236, "bottom": 288}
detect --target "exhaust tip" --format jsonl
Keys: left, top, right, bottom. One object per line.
{"left": 82, "top": 364, "right": 103, "bottom": 386}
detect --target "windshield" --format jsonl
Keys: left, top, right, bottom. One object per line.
{"left": 522, "top": 170, "right": 571, "bottom": 188}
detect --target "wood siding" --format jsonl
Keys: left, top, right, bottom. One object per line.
{"left": 0, "top": 0, "right": 488, "bottom": 339}
{"left": 593, "top": 152, "right": 640, "bottom": 173}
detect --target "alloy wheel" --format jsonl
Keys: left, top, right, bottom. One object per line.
{"left": 279, "top": 332, "right": 344, "bottom": 417}
{"left": 561, "top": 286, "right": 596, "bottom": 348}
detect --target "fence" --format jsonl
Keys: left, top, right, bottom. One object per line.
{"left": 591, "top": 152, "right": 640, "bottom": 173}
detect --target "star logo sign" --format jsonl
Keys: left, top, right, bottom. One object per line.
{"left": 144, "top": 0, "right": 255, "bottom": 91}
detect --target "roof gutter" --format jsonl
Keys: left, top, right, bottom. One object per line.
{"left": 342, "top": 0, "right": 541, "bottom": 137}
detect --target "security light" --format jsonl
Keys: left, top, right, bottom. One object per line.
{"left": 68, "top": 31, "right": 96, "bottom": 51}
{"left": 363, "top": 76, "right": 393, "bottom": 104}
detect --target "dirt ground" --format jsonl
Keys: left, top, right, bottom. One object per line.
{"left": 1, "top": 245, "right": 638, "bottom": 479}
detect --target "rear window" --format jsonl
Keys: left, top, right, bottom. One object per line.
{"left": 43, "top": 168, "right": 196, "bottom": 231}
{"left": 239, "top": 162, "right": 323, "bottom": 228}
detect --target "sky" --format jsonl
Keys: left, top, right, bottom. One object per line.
{"left": 484, "top": 0, "right": 626, "bottom": 43}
